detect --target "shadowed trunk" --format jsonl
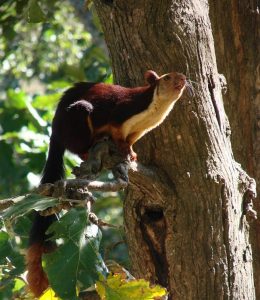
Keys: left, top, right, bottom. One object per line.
{"left": 93, "top": 0, "right": 256, "bottom": 298}
{"left": 209, "top": 1, "right": 260, "bottom": 297}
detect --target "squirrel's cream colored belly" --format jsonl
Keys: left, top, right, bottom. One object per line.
{"left": 121, "top": 94, "right": 177, "bottom": 142}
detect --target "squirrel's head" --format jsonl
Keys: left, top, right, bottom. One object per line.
{"left": 145, "top": 70, "right": 186, "bottom": 102}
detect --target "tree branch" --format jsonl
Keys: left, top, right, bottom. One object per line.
{"left": 0, "top": 138, "right": 133, "bottom": 228}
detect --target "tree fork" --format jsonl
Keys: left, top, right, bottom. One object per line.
{"left": 94, "top": 0, "right": 256, "bottom": 298}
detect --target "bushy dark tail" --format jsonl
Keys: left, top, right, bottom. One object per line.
{"left": 40, "top": 135, "right": 65, "bottom": 185}
{"left": 26, "top": 136, "right": 65, "bottom": 297}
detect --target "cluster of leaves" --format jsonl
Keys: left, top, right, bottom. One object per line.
{"left": 1, "top": 194, "right": 166, "bottom": 300}
{"left": 97, "top": 274, "right": 166, "bottom": 300}
{"left": 0, "top": 194, "right": 109, "bottom": 299}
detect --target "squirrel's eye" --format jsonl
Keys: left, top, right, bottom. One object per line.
{"left": 164, "top": 75, "right": 171, "bottom": 81}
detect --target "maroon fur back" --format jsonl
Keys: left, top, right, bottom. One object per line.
{"left": 52, "top": 82, "right": 156, "bottom": 155}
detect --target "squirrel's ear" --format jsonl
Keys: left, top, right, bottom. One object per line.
{"left": 145, "top": 70, "right": 159, "bottom": 85}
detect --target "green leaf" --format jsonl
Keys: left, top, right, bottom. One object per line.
{"left": 13, "top": 216, "right": 32, "bottom": 248}
{"left": 0, "top": 230, "right": 25, "bottom": 276}
{"left": 44, "top": 208, "right": 108, "bottom": 299}
{"left": 2, "top": 17, "right": 17, "bottom": 41}
{"left": 0, "top": 231, "right": 12, "bottom": 263}
{"left": 48, "top": 80, "right": 71, "bottom": 90}
{"left": 15, "top": 0, "right": 28, "bottom": 15}
{"left": 1, "top": 194, "right": 59, "bottom": 220}
{"left": 13, "top": 216, "right": 32, "bottom": 237}
{"left": 26, "top": 100, "right": 47, "bottom": 127}
{"left": 96, "top": 274, "right": 167, "bottom": 300}
{"left": 33, "top": 92, "right": 62, "bottom": 109}
{"left": 44, "top": 242, "right": 78, "bottom": 299}
{"left": 26, "top": 0, "right": 46, "bottom": 23}
{"left": 6, "top": 89, "right": 27, "bottom": 109}
{"left": 12, "top": 278, "right": 25, "bottom": 293}
{"left": 104, "top": 73, "right": 113, "bottom": 84}
{"left": 8, "top": 251, "right": 25, "bottom": 277}
{"left": 0, "top": 279, "right": 14, "bottom": 300}
{"left": 62, "top": 63, "right": 86, "bottom": 81}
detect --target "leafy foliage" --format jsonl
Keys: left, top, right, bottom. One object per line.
{"left": 0, "top": 191, "right": 126, "bottom": 298}
{"left": 96, "top": 274, "right": 167, "bottom": 300}
{"left": 0, "top": 194, "right": 111, "bottom": 299}
{"left": 1, "top": 194, "right": 59, "bottom": 220}
{"left": 44, "top": 208, "right": 108, "bottom": 299}
{"left": 0, "top": 229, "right": 26, "bottom": 300}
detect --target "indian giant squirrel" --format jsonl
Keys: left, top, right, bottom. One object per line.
{"left": 26, "top": 70, "right": 187, "bottom": 296}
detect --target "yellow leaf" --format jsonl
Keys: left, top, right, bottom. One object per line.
{"left": 39, "top": 288, "right": 60, "bottom": 300}
{"left": 96, "top": 274, "right": 167, "bottom": 300}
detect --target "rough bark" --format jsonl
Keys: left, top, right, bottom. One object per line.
{"left": 93, "top": 0, "right": 256, "bottom": 299}
{"left": 209, "top": 1, "right": 260, "bottom": 296}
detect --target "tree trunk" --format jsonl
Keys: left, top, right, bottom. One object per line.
{"left": 209, "top": 1, "right": 260, "bottom": 297}
{"left": 93, "top": 0, "right": 256, "bottom": 299}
